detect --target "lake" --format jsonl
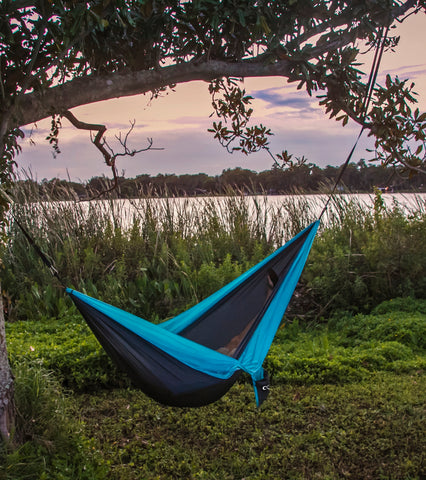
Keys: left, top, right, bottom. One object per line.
{"left": 106, "top": 192, "right": 426, "bottom": 223}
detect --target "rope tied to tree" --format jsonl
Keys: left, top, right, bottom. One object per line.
{"left": 319, "top": 26, "right": 389, "bottom": 220}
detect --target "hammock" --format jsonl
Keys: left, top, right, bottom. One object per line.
{"left": 66, "top": 220, "right": 319, "bottom": 407}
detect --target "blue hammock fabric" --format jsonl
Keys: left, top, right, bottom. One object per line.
{"left": 67, "top": 220, "right": 319, "bottom": 407}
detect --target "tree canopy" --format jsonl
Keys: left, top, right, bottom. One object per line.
{"left": 15, "top": 161, "right": 425, "bottom": 200}
{"left": 1, "top": 0, "right": 426, "bottom": 189}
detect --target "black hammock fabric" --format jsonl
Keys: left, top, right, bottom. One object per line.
{"left": 67, "top": 221, "right": 319, "bottom": 407}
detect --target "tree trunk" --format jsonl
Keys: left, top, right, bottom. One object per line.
{"left": 0, "top": 284, "right": 14, "bottom": 444}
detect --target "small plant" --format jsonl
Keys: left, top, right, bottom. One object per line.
{"left": 0, "top": 362, "right": 106, "bottom": 479}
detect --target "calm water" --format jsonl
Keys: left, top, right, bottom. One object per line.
{"left": 115, "top": 192, "right": 426, "bottom": 219}
{"left": 91, "top": 192, "right": 426, "bottom": 236}
{"left": 15, "top": 192, "right": 426, "bottom": 247}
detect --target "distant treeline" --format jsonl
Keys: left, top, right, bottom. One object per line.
{"left": 16, "top": 161, "right": 425, "bottom": 199}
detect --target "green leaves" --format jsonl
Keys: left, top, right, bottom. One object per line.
{"left": 366, "top": 75, "right": 426, "bottom": 173}
{"left": 208, "top": 78, "right": 272, "bottom": 154}
{"left": 2, "top": 0, "right": 425, "bottom": 184}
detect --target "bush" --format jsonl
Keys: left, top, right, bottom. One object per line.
{"left": 0, "top": 362, "right": 106, "bottom": 479}
{"left": 265, "top": 298, "right": 425, "bottom": 385}
{"left": 303, "top": 193, "right": 426, "bottom": 317}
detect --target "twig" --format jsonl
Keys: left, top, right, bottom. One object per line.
{"left": 62, "top": 111, "right": 163, "bottom": 198}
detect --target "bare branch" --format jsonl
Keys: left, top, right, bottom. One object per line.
{"left": 62, "top": 110, "right": 112, "bottom": 165}
{"left": 113, "top": 120, "right": 164, "bottom": 160}
{"left": 61, "top": 111, "right": 162, "bottom": 196}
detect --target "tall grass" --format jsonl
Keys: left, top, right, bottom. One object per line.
{"left": 3, "top": 183, "right": 318, "bottom": 322}
{"left": 0, "top": 362, "right": 105, "bottom": 479}
{"left": 2, "top": 180, "right": 426, "bottom": 323}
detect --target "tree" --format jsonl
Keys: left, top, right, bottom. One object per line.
{"left": 1, "top": 0, "right": 426, "bottom": 442}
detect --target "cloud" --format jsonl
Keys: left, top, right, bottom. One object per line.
{"left": 252, "top": 87, "right": 318, "bottom": 112}
{"left": 379, "top": 64, "right": 426, "bottom": 82}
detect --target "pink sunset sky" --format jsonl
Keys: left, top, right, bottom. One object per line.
{"left": 17, "top": 12, "right": 426, "bottom": 182}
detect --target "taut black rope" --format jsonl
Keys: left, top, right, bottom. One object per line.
{"left": 0, "top": 187, "right": 65, "bottom": 286}
{"left": 12, "top": 215, "right": 65, "bottom": 287}
{"left": 319, "top": 26, "right": 389, "bottom": 220}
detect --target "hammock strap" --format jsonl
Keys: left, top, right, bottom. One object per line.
{"left": 0, "top": 186, "right": 64, "bottom": 286}
{"left": 13, "top": 215, "right": 65, "bottom": 287}
{"left": 319, "top": 26, "right": 389, "bottom": 220}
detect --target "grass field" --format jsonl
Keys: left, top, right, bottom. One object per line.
{"left": 2, "top": 298, "right": 425, "bottom": 480}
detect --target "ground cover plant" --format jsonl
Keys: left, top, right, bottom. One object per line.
{"left": 5, "top": 298, "right": 425, "bottom": 394}
{"left": 1, "top": 186, "right": 425, "bottom": 479}
{"left": 3, "top": 298, "right": 425, "bottom": 479}
{"left": 74, "top": 373, "right": 425, "bottom": 480}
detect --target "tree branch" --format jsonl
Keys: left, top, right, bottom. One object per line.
{"left": 62, "top": 110, "right": 112, "bottom": 165}
{"left": 61, "top": 111, "right": 163, "bottom": 197}
{"left": 9, "top": 0, "right": 420, "bottom": 131}
{"left": 14, "top": 59, "right": 294, "bottom": 129}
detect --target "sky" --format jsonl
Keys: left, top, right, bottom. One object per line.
{"left": 17, "top": 12, "right": 426, "bottom": 182}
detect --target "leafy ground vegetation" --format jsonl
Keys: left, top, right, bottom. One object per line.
{"left": 1, "top": 186, "right": 425, "bottom": 479}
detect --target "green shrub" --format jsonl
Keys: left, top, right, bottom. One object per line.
{"left": 303, "top": 193, "right": 426, "bottom": 316}
{"left": 330, "top": 309, "right": 426, "bottom": 351}
{"left": 266, "top": 299, "right": 425, "bottom": 385}
{"left": 0, "top": 362, "right": 106, "bottom": 480}
{"left": 6, "top": 297, "right": 425, "bottom": 395}
{"left": 371, "top": 296, "right": 426, "bottom": 315}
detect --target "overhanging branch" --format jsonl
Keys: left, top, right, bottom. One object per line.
{"left": 61, "top": 111, "right": 164, "bottom": 196}
{"left": 15, "top": 59, "right": 294, "bottom": 128}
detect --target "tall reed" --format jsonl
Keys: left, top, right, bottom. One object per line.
{"left": 5, "top": 182, "right": 318, "bottom": 322}
{"left": 3, "top": 179, "right": 426, "bottom": 322}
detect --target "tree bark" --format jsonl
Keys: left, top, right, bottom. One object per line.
{"left": 11, "top": 58, "right": 294, "bottom": 129}
{"left": 0, "top": 285, "right": 14, "bottom": 444}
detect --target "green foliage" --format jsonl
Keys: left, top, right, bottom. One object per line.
{"left": 370, "top": 76, "right": 426, "bottom": 174}
{"left": 6, "top": 298, "right": 425, "bottom": 395}
{"left": 302, "top": 192, "right": 426, "bottom": 316}
{"left": 3, "top": 187, "right": 426, "bottom": 325}
{"left": 0, "top": 362, "right": 106, "bottom": 479}
{"left": 372, "top": 296, "right": 426, "bottom": 315}
{"left": 331, "top": 310, "right": 426, "bottom": 352}
{"left": 266, "top": 298, "right": 426, "bottom": 385}
{"left": 3, "top": 187, "right": 284, "bottom": 323}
